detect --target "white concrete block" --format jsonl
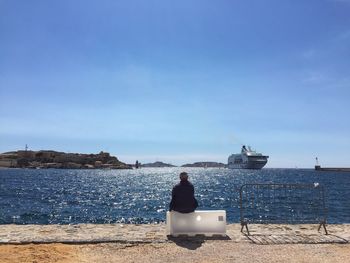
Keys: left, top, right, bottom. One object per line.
{"left": 166, "top": 210, "right": 227, "bottom": 237}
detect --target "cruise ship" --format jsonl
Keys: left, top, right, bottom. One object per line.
{"left": 228, "top": 145, "right": 269, "bottom": 169}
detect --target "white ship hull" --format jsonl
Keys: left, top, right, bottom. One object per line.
{"left": 228, "top": 146, "right": 268, "bottom": 170}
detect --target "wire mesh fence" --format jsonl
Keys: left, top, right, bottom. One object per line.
{"left": 239, "top": 183, "right": 328, "bottom": 235}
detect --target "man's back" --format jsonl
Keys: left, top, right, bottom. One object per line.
{"left": 169, "top": 180, "right": 198, "bottom": 213}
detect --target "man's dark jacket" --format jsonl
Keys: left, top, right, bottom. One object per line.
{"left": 169, "top": 180, "right": 198, "bottom": 213}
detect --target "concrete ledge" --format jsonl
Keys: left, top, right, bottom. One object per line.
{"left": 0, "top": 224, "right": 349, "bottom": 245}
{"left": 166, "top": 210, "right": 226, "bottom": 236}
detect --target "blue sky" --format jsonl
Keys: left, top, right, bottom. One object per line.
{"left": 1, "top": 0, "right": 350, "bottom": 167}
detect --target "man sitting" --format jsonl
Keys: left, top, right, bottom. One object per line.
{"left": 169, "top": 172, "right": 198, "bottom": 213}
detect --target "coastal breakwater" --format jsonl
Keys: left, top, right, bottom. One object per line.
{"left": 1, "top": 224, "right": 349, "bottom": 263}
{"left": 0, "top": 150, "right": 132, "bottom": 169}
{"left": 315, "top": 166, "right": 350, "bottom": 172}
{"left": 1, "top": 223, "right": 350, "bottom": 245}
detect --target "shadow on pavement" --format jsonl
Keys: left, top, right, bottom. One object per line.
{"left": 167, "top": 235, "right": 231, "bottom": 250}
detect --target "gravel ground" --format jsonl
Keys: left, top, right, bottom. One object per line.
{"left": 1, "top": 242, "right": 350, "bottom": 263}
{"left": 1, "top": 224, "right": 349, "bottom": 263}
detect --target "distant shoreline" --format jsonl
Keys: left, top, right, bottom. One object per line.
{"left": 0, "top": 150, "right": 228, "bottom": 169}
{"left": 0, "top": 150, "right": 132, "bottom": 169}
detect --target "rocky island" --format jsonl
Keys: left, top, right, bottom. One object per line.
{"left": 141, "top": 161, "right": 176, "bottom": 168}
{"left": 181, "top": 161, "right": 227, "bottom": 168}
{"left": 0, "top": 150, "right": 132, "bottom": 169}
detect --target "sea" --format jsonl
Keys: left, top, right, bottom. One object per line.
{"left": 0, "top": 168, "right": 349, "bottom": 224}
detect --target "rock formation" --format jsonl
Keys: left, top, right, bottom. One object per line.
{"left": 141, "top": 161, "right": 176, "bottom": 168}
{"left": 0, "top": 150, "right": 132, "bottom": 169}
{"left": 181, "top": 162, "right": 227, "bottom": 168}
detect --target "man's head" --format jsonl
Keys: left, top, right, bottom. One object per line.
{"left": 179, "top": 172, "right": 188, "bottom": 181}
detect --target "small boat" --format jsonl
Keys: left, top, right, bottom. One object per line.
{"left": 228, "top": 145, "right": 268, "bottom": 169}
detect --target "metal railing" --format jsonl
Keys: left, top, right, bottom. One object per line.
{"left": 239, "top": 183, "right": 328, "bottom": 235}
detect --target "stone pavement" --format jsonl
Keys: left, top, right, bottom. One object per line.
{"left": 0, "top": 224, "right": 349, "bottom": 245}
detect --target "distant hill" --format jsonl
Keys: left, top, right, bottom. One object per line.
{"left": 141, "top": 161, "right": 176, "bottom": 168}
{"left": 0, "top": 150, "right": 132, "bottom": 169}
{"left": 181, "top": 162, "right": 227, "bottom": 168}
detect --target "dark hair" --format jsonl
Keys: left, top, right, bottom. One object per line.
{"left": 179, "top": 172, "right": 188, "bottom": 180}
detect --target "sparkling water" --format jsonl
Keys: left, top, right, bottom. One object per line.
{"left": 0, "top": 168, "right": 349, "bottom": 224}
